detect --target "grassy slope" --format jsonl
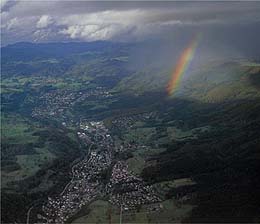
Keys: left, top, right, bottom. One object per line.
{"left": 181, "top": 62, "right": 260, "bottom": 102}
{"left": 1, "top": 113, "right": 39, "bottom": 144}
{"left": 115, "top": 61, "right": 260, "bottom": 103}
{"left": 71, "top": 199, "right": 193, "bottom": 224}
{"left": 1, "top": 114, "right": 56, "bottom": 188}
{"left": 114, "top": 68, "right": 170, "bottom": 94}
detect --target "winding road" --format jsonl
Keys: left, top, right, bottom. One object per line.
{"left": 26, "top": 141, "right": 94, "bottom": 224}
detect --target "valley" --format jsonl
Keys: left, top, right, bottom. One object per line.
{"left": 1, "top": 42, "right": 260, "bottom": 223}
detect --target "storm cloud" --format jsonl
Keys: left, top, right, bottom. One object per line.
{"left": 1, "top": 1, "right": 260, "bottom": 45}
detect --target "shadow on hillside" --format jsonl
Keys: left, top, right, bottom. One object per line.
{"left": 136, "top": 94, "right": 260, "bottom": 223}
{"left": 249, "top": 71, "right": 260, "bottom": 90}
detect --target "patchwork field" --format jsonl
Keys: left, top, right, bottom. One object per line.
{"left": 1, "top": 114, "right": 39, "bottom": 144}
{"left": 71, "top": 198, "right": 194, "bottom": 223}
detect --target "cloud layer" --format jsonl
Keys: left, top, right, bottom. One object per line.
{"left": 1, "top": 1, "right": 260, "bottom": 45}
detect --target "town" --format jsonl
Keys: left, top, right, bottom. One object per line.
{"left": 32, "top": 87, "right": 112, "bottom": 122}
{"left": 36, "top": 120, "right": 162, "bottom": 223}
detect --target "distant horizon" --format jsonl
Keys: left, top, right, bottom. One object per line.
{"left": 2, "top": 1, "right": 260, "bottom": 45}
{"left": 1, "top": 39, "right": 130, "bottom": 47}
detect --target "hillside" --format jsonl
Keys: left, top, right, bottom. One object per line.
{"left": 1, "top": 42, "right": 260, "bottom": 223}
{"left": 115, "top": 60, "right": 260, "bottom": 102}
{"left": 181, "top": 61, "right": 260, "bottom": 102}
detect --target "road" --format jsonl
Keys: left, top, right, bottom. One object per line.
{"left": 26, "top": 199, "right": 45, "bottom": 224}
{"left": 60, "top": 143, "right": 94, "bottom": 196}
{"left": 26, "top": 141, "right": 94, "bottom": 224}
{"left": 26, "top": 205, "right": 34, "bottom": 224}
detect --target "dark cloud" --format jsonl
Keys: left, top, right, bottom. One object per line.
{"left": 1, "top": 1, "right": 260, "bottom": 45}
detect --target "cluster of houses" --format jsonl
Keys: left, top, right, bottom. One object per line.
{"left": 39, "top": 121, "right": 114, "bottom": 223}
{"left": 107, "top": 161, "right": 162, "bottom": 212}
{"left": 111, "top": 112, "right": 154, "bottom": 131}
{"left": 32, "top": 87, "right": 112, "bottom": 121}
{"left": 41, "top": 182, "right": 98, "bottom": 223}
{"left": 37, "top": 120, "right": 162, "bottom": 223}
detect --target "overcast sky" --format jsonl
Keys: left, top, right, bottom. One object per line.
{"left": 1, "top": 1, "right": 260, "bottom": 46}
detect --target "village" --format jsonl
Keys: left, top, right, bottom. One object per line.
{"left": 37, "top": 120, "right": 162, "bottom": 223}
{"left": 32, "top": 87, "right": 112, "bottom": 121}
{"left": 107, "top": 161, "right": 162, "bottom": 211}
{"left": 38, "top": 121, "right": 113, "bottom": 223}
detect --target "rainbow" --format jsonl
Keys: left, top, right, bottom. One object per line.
{"left": 166, "top": 34, "right": 201, "bottom": 96}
